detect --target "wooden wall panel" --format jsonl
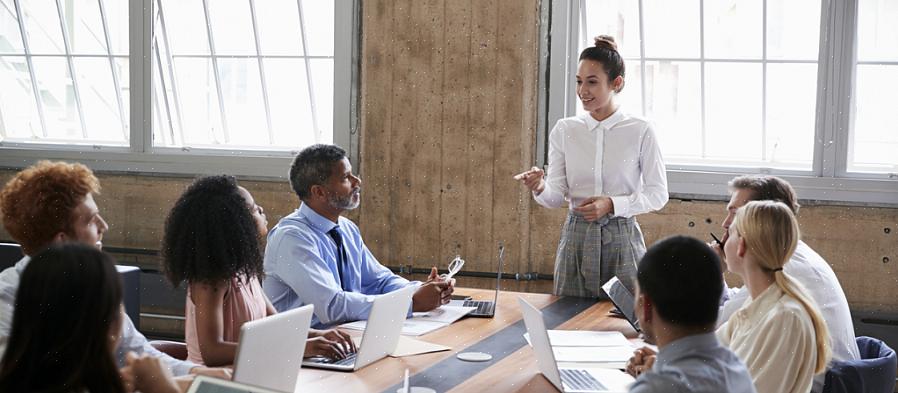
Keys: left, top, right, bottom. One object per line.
{"left": 439, "top": 0, "right": 472, "bottom": 264}
{"left": 358, "top": 0, "right": 395, "bottom": 265}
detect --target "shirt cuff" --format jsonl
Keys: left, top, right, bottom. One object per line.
{"left": 609, "top": 195, "right": 630, "bottom": 217}
{"left": 171, "top": 359, "right": 198, "bottom": 377}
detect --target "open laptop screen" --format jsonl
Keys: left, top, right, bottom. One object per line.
{"left": 601, "top": 276, "right": 640, "bottom": 332}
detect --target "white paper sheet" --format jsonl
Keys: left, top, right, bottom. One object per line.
{"left": 351, "top": 335, "right": 451, "bottom": 357}
{"left": 341, "top": 305, "right": 476, "bottom": 336}
{"left": 536, "top": 330, "right": 631, "bottom": 347}
{"left": 412, "top": 305, "right": 476, "bottom": 324}
{"left": 552, "top": 345, "right": 634, "bottom": 363}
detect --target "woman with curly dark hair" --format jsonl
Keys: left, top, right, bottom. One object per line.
{"left": 0, "top": 243, "right": 179, "bottom": 393}
{"left": 161, "top": 175, "right": 354, "bottom": 367}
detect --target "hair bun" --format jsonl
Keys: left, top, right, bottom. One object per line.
{"left": 594, "top": 35, "right": 618, "bottom": 51}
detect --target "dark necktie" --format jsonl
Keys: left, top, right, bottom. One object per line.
{"left": 327, "top": 227, "right": 348, "bottom": 290}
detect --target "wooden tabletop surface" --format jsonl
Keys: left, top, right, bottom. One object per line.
{"left": 295, "top": 288, "right": 638, "bottom": 393}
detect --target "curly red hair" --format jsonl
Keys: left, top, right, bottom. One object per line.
{"left": 0, "top": 161, "right": 100, "bottom": 255}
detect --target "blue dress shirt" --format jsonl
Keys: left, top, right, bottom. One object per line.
{"left": 263, "top": 203, "right": 417, "bottom": 328}
{"left": 629, "top": 332, "right": 756, "bottom": 393}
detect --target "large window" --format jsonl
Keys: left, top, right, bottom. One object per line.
{"left": 547, "top": 0, "right": 898, "bottom": 204}
{"left": 0, "top": 0, "right": 355, "bottom": 176}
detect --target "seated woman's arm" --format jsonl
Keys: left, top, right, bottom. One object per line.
{"left": 190, "top": 282, "right": 238, "bottom": 367}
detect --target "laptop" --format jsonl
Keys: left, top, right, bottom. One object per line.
{"left": 447, "top": 242, "right": 505, "bottom": 317}
{"left": 187, "top": 375, "right": 287, "bottom": 393}
{"left": 518, "top": 298, "right": 634, "bottom": 393}
{"left": 232, "top": 304, "right": 314, "bottom": 393}
{"left": 601, "top": 276, "right": 640, "bottom": 332}
{"left": 302, "top": 285, "right": 415, "bottom": 371}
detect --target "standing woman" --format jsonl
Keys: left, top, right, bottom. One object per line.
{"left": 515, "top": 36, "right": 668, "bottom": 297}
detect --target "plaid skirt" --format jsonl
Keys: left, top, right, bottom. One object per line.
{"left": 553, "top": 212, "right": 645, "bottom": 298}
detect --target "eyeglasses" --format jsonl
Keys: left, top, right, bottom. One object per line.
{"left": 444, "top": 255, "right": 465, "bottom": 281}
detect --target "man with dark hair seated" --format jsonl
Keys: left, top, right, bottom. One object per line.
{"left": 264, "top": 144, "right": 453, "bottom": 328}
{"left": 625, "top": 235, "right": 755, "bottom": 393}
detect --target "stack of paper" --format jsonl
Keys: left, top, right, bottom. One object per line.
{"left": 524, "top": 330, "right": 635, "bottom": 367}
{"left": 341, "top": 305, "right": 476, "bottom": 336}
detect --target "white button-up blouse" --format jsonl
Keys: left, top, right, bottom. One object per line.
{"left": 534, "top": 109, "right": 668, "bottom": 217}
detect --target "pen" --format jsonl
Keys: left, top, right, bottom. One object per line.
{"left": 710, "top": 232, "right": 722, "bottom": 245}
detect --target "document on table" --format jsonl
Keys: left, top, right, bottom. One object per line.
{"left": 523, "top": 330, "right": 631, "bottom": 347}
{"left": 351, "top": 335, "right": 451, "bottom": 357}
{"left": 552, "top": 346, "right": 635, "bottom": 363}
{"left": 341, "top": 305, "right": 476, "bottom": 336}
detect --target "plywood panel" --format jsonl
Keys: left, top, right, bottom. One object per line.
{"left": 358, "top": 0, "right": 395, "bottom": 264}
{"left": 388, "top": 1, "right": 418, "bottom": 269}
{"left": 410, "top": 0, "right": 445, "bottom": 269}
{"left": 462, "top": 0, "right": 498, "bottom": 273}
{"left": 438, "top": 0, "right": 472, "bottom": 267}
{"left": 492, "top": 0, "right": 539, "bottom": 280}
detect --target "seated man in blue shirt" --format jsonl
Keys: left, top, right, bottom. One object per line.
{"left": 264, "top": 144, "right": 453, "bottom": 328}
{"left": 625, "top": 236, "right": 755, "bottom": 393}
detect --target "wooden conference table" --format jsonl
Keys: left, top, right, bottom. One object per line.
{"left": 295, "top": 288, "right": 639, "bottom": 393}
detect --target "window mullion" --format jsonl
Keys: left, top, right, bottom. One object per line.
{"left": 816, "top": 0, "right": 857, "bottom": 178}
{"left": 97, "top": 0, "right": 128, "bottom": 141}
{"left": 13, "top": 0, "right": 49, "bottom": 138}
{"left": 200, "top": 0, "right": 229, "bottom": 144}
{"left": 296, "top": 0, "right": 320, "bottom": 141}
{"left": 699, "top": 0, "right": 707, "bottom": 158}
{"left": 247, "top": 0, "right": 274, "bottom": 145}
{"left": 637, "top": 0, "right": 646, "bottom": 116}
{"left": 129, "top": 0, "right": 151, "bottom": 152}
{"left": 154, "top": 0, "right": 185, "bottom": 146}
{"left": 761, "top": 0, "right": 767, "bottom": 163}
{"left": 54, "top": 0, "right": 89, "bottom": 139}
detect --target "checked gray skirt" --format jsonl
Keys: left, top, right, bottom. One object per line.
{"left": 553, "top": 212, "right": 645, "bottom": 298}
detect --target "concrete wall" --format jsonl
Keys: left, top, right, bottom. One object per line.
{"left": 1, "top": 0, "right": 896, "bottom": 338}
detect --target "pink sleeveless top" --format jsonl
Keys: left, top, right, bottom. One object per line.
{"left": 185, "top": 275, "right": 268, "bottom": 365}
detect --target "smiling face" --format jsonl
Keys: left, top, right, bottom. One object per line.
{"left": 576, "top": 59, "right": 622, "bottom": 114}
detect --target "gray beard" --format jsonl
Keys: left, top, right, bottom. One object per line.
{"left": 329, "top": 190, "right": 360, "bottom": 210}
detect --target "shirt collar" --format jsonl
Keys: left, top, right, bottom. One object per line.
{"left": 655, "top": 332, "right": 720, "bottom": 368}
{"left": 298, "top": 203, "right": 340, "bottom": 233}
{"left": 581, "top": 107, "right": 626, "bottom": 132}
{"left": 14, "top": 256, "right": 30, "bottom": 275}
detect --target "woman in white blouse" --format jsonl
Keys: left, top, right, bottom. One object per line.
{"left": 717, "top": 200, "right": 831, "bottom": 393}
{"left": 515, "top": 35, "right": 668, "bottom": 297}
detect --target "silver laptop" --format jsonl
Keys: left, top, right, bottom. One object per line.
{"left": 601, "top": 276, "right": 640, "bottom": 332}
{"left": 448, "top": 242, "right": 504, "bottom": 317}
{"left": 518, "top": 298, "right": 634, "bottom": 393}
{"left": 302, "top": 285, "right": 415, "bottom": 371}
{"left": 232, "top": 304, "right": 314, "bottom": 393}
{"left": 187, "top": 375, "right": 286, "bottom": 393}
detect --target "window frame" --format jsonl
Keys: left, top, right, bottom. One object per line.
{"left": 544, "top": 0, "right": 898, "bottom": 206}
{"left": 0, "top": 0, "right": 358, "bottom": 178}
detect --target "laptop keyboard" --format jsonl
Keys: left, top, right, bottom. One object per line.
{"left": 463, "top": 300, "right": 495, "bottom": 315}
{"left": 310, "top": 352, "right": 357, "bottom": 366}
{"left": 560, "top": 369, "right": 606, "bottom": 391}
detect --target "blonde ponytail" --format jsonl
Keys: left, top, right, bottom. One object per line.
{"left": 735, "top": 201, "right": 832, "bottom": 374}
{"left": 775, "top": 271, "right": 832, "bottom": 373}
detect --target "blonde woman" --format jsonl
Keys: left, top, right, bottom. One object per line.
{"left": 717, "top": 201, "right": 831, "bottom": 393}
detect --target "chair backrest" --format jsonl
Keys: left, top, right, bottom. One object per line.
{"left": 823, "top": 336, "right": 898, "bottom": 393}
{"left": 0, "top": 243, "right": 25, "bottom": 271}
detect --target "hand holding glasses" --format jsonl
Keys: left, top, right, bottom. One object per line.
{"left": 441, "top": 255, "right": 465, "bottom": 281}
